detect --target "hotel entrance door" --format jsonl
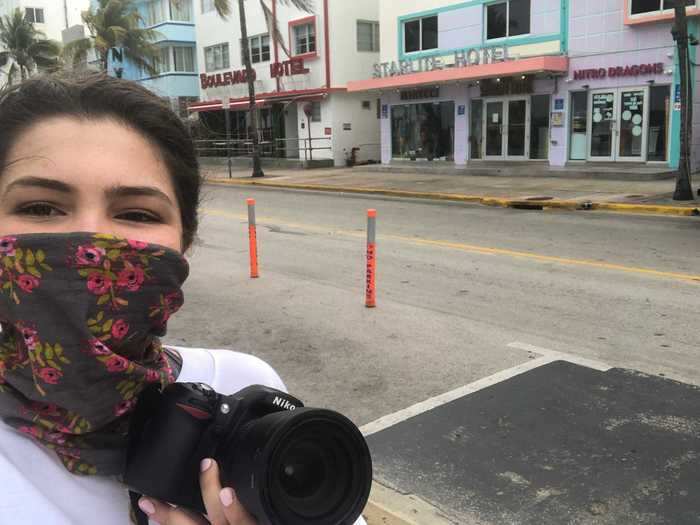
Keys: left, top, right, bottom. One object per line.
{"left": 484, "top": 98, "right": 529, "bottom": 160}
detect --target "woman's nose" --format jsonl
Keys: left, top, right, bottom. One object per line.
{"left": 72, "top": 211, "right": 114, "bottom": 235}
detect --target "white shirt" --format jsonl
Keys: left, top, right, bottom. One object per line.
{"left": 0, "top": 347, "right": 367, "bottom": 525}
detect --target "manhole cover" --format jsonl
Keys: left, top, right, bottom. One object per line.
{"left": 625, "top": 195, "right": 645, "bottom": 199}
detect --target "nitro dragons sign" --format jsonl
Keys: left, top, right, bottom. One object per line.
{"left": 373, "top": 46, "right": 510, "bottom": 78}
{"left": 573, "top": 63, "right": 664, "bottom": 80}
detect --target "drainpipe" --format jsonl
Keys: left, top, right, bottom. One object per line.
{"left": 273, "top": 0, "right": 280, "bottom": 92}
{"left": 324, "top": 0, "right": 330, "bottom": 89}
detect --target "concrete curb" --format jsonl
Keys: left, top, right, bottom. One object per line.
{"left": 206, "top": 178, "right": 700, "bottom": 218}
{"left": 363, "top": 482, "right": 457, "bottom": 525}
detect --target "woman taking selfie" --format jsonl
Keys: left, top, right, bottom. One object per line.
{"left": 0, "top": 73, "right": 367, "bottom": 525}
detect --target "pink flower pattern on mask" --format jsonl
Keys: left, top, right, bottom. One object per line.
{"left": 116, "top": 265, "right": 145, "bottom": 292}
{"left": 16, "top": 275, "right": 40, "bottom": 293}
{"left": 75, "top": 246, "right": 106, "bottom": 266}
{"left": 111, "top": 319, "right": 129, "bottom": 340}
{"left": 86, "top": 272, "right": 111, "bottom": 295}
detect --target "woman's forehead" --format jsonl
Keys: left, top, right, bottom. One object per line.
{"left": 1, "top": 116, "right": 176, "bottom": 197}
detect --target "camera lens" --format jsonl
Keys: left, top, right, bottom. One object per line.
{"left": 225, "top": 408, "right": 372, "bottom": 525}
{"left": 278, "top": 442, "right": 326, "bottom": 499}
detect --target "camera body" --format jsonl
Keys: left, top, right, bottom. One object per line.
{"left": 124, "top": 383, "right": 372, "bottom": 525}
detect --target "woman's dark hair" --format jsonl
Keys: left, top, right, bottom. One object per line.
{"left": 0, "top": 72, "right": 202, "bottom": 250}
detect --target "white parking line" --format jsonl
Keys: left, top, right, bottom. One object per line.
{"left": 360, "top": 342, "right": 612, "bottom": 437}
{"left": 506, "top": 341, "right": 612, "bottom": 372}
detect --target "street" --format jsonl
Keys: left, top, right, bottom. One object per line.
{"left": 166, "top": 183, "right": 700, "bottom": 523}
{"left": 167, "top": 183, "right": 699, "bottom": 422}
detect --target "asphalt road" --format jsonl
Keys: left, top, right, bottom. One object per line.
{"left": 165, "top": 184, "right": 700, "bottom": 427}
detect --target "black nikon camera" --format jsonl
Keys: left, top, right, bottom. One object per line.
{"left": 124, "top": 383, "right": 372, "bottom": 525}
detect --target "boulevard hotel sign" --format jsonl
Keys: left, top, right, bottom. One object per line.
{"left": 200, "top": 57, "right": 310, "bottom": 89}
{"left": 372, "top": 46, "right": 510, "bottom": 78}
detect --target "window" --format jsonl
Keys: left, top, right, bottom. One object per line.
{"left": 486, "top": 0, "right": 530, "bottom": 40}
{"left": 647, "top": 85, "right": 670, "bottom": 162}
{"left": 204, "top": 43, "right": 230, "bottom": 72}
{"left": 311, "top": 101, "right": 321, "bottom": 122}
{"left": 357, "top": 21, "right": 380, "bottom": 52}
{"left": 630, "top": 0, "right": 693, "bottom": 14}
{"left": 169, "top": 0, "right": 192, "bottom": 21}
{"left": 201, "top": 0, "right": 216, "bottom": 13}
{"left": 404, "top": 15, "right": 437, "bottom": 53}
{"left": 24, "top": 7, "right": 44, "bottom": 23}
{"left": 173, "top": 46, "right": 195, "bottom": 71}
{"left": 145, "top": 0, "right": 166, "bottom": 25}
{"left": 154, "top": 47, "right": 171, "bottom": 74}
{"left": 242, "top": 34, "right": 271, "bottom": 64}
{"left": 293, "top": 22, "right": 316, "bottom": 55}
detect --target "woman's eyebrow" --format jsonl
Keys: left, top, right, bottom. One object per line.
{"left": 2, "top": 176, "right": 74, "bottom": 197}
{"left": 105, "top": 185, "right": 174, "bottom": 206}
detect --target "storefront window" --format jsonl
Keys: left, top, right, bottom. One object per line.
{"left": 391, "top": 102, "right": 455, "bottom": 160}
{"left": 648, "top": 85, "right": 670, "bottom": 162}
{"left": 569, "top": 92, "right": 587, "bottom": 160}
{"left": 470, "top": 100, "right": 483, "bottom": 159}
{"left": 530, "top": 94, "right": 550, "bottom": 160}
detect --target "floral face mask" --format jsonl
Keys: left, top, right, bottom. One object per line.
{"left": 0, "top": 233, "right": 189, "bottom": 476}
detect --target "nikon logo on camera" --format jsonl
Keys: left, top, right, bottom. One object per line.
{"left": 272, "top": 396, "right": 297, "bottom": 411}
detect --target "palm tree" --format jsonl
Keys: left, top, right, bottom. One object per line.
{"left": 0, "top": 9, "right": 61, "bottom": 83}
{"left": 213, "top": 0, "right": 315, "bottom": 177}
{"left": 63, "top": 0, "right": 160, "bottom": 77}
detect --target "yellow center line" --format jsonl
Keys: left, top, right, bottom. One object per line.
{"left": 203, "top": 208, "right": 700, "bottom": 284}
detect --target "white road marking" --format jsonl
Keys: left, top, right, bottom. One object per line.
{"left": 360, "top": 341, "right": 612, "bottom": 437}
{"left": 507, "top": 341, "right": 612, "bottom": 372}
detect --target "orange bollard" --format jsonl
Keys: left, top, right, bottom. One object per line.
{"left": 365, "top": 209, "right": 377, "bottom": 308}
{"left": 247, "top": 198, "right": 259, "bottom": 278}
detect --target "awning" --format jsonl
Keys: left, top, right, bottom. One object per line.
{"left": 347, "top": 56, "right": 569, "bottom": 92}
{"left": 188, "top": 88, "right": 335, "bottom": 113}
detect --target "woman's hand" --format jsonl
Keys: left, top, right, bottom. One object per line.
{"left": 137, "top": 458, "right": 257, "bottom": 525}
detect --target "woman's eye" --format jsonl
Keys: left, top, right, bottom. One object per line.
{"left": 16, "top": 203, "right": 65, "bottom": 217}
{"left": 116, "top": 211, "right": 161, "bottom": 223}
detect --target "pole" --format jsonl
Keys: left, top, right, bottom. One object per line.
{"left": 224, "top": 101, "right": 232, "bottom": 179}
{"left": 247, "top": 199, "right": 259, "bottom": 278}
{"left": 307, "top": 116, "right": 313, "bottom": 161}
{"left": 365, "top": 209, "right": 377, "bottom": 308}
{"left": 238, "top": 0, "right": 264, "bottom": 178}
{"left": 672, "top": 1, "right": 694, "bottom": 200}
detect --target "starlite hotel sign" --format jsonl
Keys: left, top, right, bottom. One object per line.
{"left": 372, "top": 46, "right": 511, "bottom": 79}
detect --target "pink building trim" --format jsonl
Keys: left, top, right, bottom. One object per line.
{"left": 347, "top": 56, "right": 569, "bottom": 92}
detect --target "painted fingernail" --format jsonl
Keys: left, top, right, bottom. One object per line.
{"left": 219, "top": 488, "right": 235, "bottom": 507}
{"left": 138, "top": 498, "right": 156, "bottom": 515}
{"left": 200, "top": 458, "right": 212, "bottom": 472}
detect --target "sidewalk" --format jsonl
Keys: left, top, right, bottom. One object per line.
{"left": 202, "top": 165, "right": 700, "bottom": 217}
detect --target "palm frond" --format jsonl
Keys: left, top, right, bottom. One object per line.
{"left": 62, "top": 37, "right": 93, "bottom": 67}
{"left": 277, "top": 0, "right": 314, "bottom": 12}
{"left": 214, "top": 0, "right": 232, "bottom": 19}
{"left": 259, "top": 0, "right": 291, "bottom": 57}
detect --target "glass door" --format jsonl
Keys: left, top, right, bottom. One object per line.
{"left": 617, "top": 88, "right": 648, "bottom": 162}
{"left": 588, "top": 90, "right": 617, "bottom": 161}
{"left": 507, "top": 98, "right": 528, "bottom": 159}
{"left": 485, "top": 101, "right": 504, "bottom": 158}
